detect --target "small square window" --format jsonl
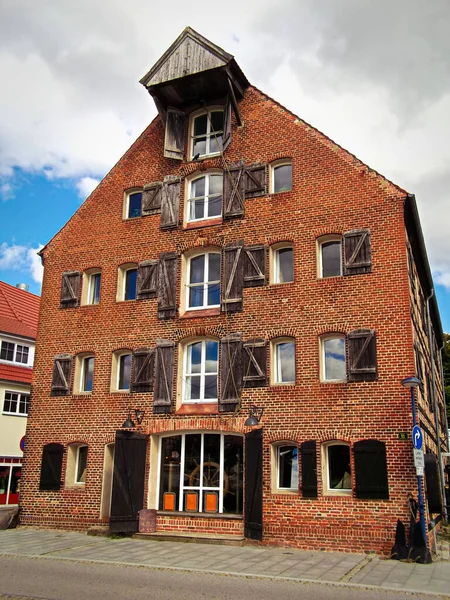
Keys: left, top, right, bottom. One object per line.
{"left": 1, "top": 341, "right": 15, "bottom": 362}
{"left": 277, "top": 445, "right": 298, "bottom": 490}
{"left": 321, "top": 336, "right": 346, "bottom": 382}
{"left": 15, "top": 345, "right": 29, "bottom": 364}
{"left": 271, "top": 162, "right": 292, "bottom": 193}
{"left": 272, "top": 339, "right": 295, "bottom": 385}
{"left": 271, "top": 245, "right": 294, "bottom": 284}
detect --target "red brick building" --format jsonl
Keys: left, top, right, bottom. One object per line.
{"left": 21, "top": 28, "right": 448, "bottom": 553}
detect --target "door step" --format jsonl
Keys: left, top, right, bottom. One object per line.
{"left": 133, "top": 531, "right": 245, "bottom": 546}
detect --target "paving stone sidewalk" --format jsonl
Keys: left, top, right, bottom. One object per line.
{"left": 0, "top": 528, "right": 449, "bottom": 597}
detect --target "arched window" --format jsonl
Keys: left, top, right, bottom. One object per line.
{"left": 182, "top": 339, "right": 219, "bottom": 403}
{"left": 270, "top": 243, "right": 294, "bottom": 284}
{"left": 73, "top": 353, "right": 95, "bottom": 394}
{"left": 271, "top": 442, "right": 298, "bottom": 492}
{"left": 186, "top": 251, "right": 220, "bottom": 310}
{"left": 187, "top": 172, "right": 223, "bottom": 222}
{"left": 317, "top": 235, "right": 342, "bottom": 278}
{"left": 111, "top": 350, "right": 132, "bottom": 392}
{"left": 320, "top": 334, "right": 346, "bottom": 382}
{"left": 124, "top": 189, "right": 142, "bottom": 219}
{"left": 271, "top": 337, "right": 296, "bottom": 385}
{"left": 322, "top": 441, "right": 351, "bottom": 495}
{"left": 117, "top": 263, "right": 138, "bottom": 301}
{"left": 191, "top": 108, "right": 224, "bottom": 158}
{"left": 81, "top": 268, "right": 102, "bottom": 305}
{"left": 270, "top": 160, "right": 292, "bottom": 193}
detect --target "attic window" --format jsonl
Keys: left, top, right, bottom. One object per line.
{"left": 191, "top": 109, "right": 224, "bottom": 159}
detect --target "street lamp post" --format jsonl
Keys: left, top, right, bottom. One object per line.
{"left": 401, "top": 376, "right": 427, "bottom": 547}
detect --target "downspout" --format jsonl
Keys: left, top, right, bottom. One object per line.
{"left": 426, "top": 289, "right": 448, "bottom": 522}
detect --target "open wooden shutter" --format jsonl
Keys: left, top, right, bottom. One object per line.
{"left": 343, "top": 229, "right": 372, "bottom": 276}
{"left": 221, "top": 242, "right": 244, "bottom": 313}
{"left": 39, "top": 443, "right": 64, "bottom": 491}
{"left": 244, "top": 164, "right": 266, "bottom": 199}
{"left": 243, "top": 244, "right": 266, "bottom": 288}
{"left": 51, "top": 354, "right": 73, "bottom": 396}
{"left": 131, "top": 347, "right": 155, "bottom": 393}
{"left": 136, "top": 259, "right": 158, "bottom": 300}
{"left": 244, "top": 428, "right": 263, "bottom": 540}
{"left": 243, "top": 339, "right": 267, "bottom": 387}
{"left": 153, "top": 339, "right": 174, "bottom": 414}
{"left": 347, "top": 329, "right": 377, "bottom": 382}
{"left": 142, "top": 182, "right": 163, "bottom": 216}
{"left": 60, "top": 271, "right": 81, "bottom": 308}
{"left": 110, "top": 431, "right": 148, "bottom": 533}
{"left": 300, "top": 440, "right": 318, "bottom": 498}
{"left": 223, "top": 163, "right": 244, "bottom": 219}
{"left": 157, "top": 252, "right": 177, "bottom": 319}
{"left": 219, "top": 333, "right": 242, "bottom": 412}
{"left": 164, "top": 108, "right": 186, "bottom": 160}
{"left": 160, "top": 177, "right": 180, "bottom": 230}
{"left": 424, "top": 453, "right": 442, "bottom": 514}
{"left": 222, "top": 98, "right": 232, "bottom": 151}
{"left": 354, "top": 440, "right": 389, "bottom": 499}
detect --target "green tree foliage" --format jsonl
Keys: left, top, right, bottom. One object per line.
{"left": 443, "top": 332, "right": 450, "bottom": 425}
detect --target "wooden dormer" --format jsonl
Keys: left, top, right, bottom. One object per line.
{"left": 140, "top": 27, "right": 249, "bottom": 159}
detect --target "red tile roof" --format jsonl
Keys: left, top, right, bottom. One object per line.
{"left": 0, "top": 281, "right": 40, "bottom": 339}
{"left": 0, "top": 363, "right": 33, "bottom": 385}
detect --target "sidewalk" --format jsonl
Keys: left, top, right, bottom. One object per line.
{"left": 0, "top": 528, "right": 449, "bottom": 597}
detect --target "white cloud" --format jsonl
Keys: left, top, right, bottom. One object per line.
{"left": 0, "top": 243, "right": 44, "bottom": 283}
{"left": 76, "top": 177, "right": 100, "bottom": 199}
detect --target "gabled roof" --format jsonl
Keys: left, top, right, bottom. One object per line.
{"left": 140, "top": 27, "right": 233, "bottom": 88}
{"left": 0, "top": 363, "right": 33, "bottom": 385}
{"left": 0, "top": 281, "right": 40, "bottom": 339}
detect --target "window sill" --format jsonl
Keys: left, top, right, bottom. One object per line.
{"left": 269, "top": 281, "right": 295, "bottom": 287}
{"left": 176, "top": 403, "right": 219, "bottom": 415}
{"left": 324, "top": 491, "right": 352, "bottom": 497}
{"left": 319, "top": 380, "right": 347, "bottom": 385}
{"left": 110, "top": 389, "right": 131, "bottom": 394}
{"left": 184, "top": 217, "right": 222, "bottom": 230}
{"left": 80, "top": 303, "right": 101, "bottom": 308}
{"left": 271, "top": 489, "right": 299, "bottom": 496}
{"left": 180, "top": 307, "right": 221, "bottom": 319}
{"left": 2, "top": 412, "right": 27, "bottom": 418}
{"left": 270, "top": 382, "right": 296, "bottom": 388}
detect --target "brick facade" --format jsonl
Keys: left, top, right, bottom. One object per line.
{"left": 20, "top": 29, "right": 447, "bottom": 554}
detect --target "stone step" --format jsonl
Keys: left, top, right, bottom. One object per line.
{"left": 133, "top": 531, "right": 245, "bottom": 546}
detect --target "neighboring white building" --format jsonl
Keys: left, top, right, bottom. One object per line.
{"left": 0, "top": 281, "right": 40, "bottom": 506}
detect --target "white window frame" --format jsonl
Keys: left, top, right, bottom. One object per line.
{"left": 271, "top": 337, "right": 296, "bottom": 385}
{"left": 73, "top": 353, "right": 95, "bottom": 395}
{"left": 80, "top": 355, "right": 95, "bottom": 393}
{"left": 156, "top": 432, "right": 243, "bottom": 514}
{"left": 123, "top": 188, "right": 143, "bottom": 220}
{"left": 270, "top": 243, "right": 294, "bottom": 284}
{"left": 190, "top": 107, "right": 224, "bottom": 159}
{"left": 186, "top": 172, "right": 223, "bottom": 223}
{"left": 111, "top": 350, "right": 133, "bottom": 392}
{"left": 182, "top": 339, "right": 219, "bottom": 404}
{"left": 2, "top": 390, "right": 30, "bottom": 416}
{"left": 81, "top": 269, "right": 102, "bottom": 305}
{"left": 320, "top": 334, "right": 346, "bottom": 383}
{"left": 317, "top": 235, "right": 343, "bottom": 278}
{"left": 75, "top": 445, "right": 88, "bottom": 485}
{"left": 271, "top": 443, "right": 299, "bottom": 493}
{"left": 322, "top": 441, "right": 352, "bottom": 496}
{"left": 185, "top": 251, "right": 221, "bottom": 311}
{"left": 0, "top": 338, "right": 32, "bottom": 367}
{"left": 116, "top": 263, "right": 138, "bottom": 302}
{"left": 269, "top": 159, "right": 292, "bottom": 194}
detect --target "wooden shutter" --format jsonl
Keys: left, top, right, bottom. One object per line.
{"left": 157, "top": 252, "right": 177, "bottom": 319}
{"left": 244, "top": 428, "right": 263, "bottom": 540}
{"left": 354, "top": 440, "right": 389, "bottom": 499}
{"left": 300, "top": 440, "right": 318, "bottom": 498}
{"left": 221, "top": 242, "right": 244, "bottom": 313}
{"left": 219, "top": 333, "right": 243, "bottom": 411}
{"left": 223, "top": 164, "right": 244, "bottom": 218}
{"left": 243, "top": 339, "right": 267, "bottom": 387}
{"left": 243, "top": 244, "right": 266, "bottom": 288}
{"left": 110, "top": 431, "right": 148, "bottom": 533}
{"left": 131, "top": 347, "right": 155, "bottom": 393}
{"left": 39, "top": 443, "right": 64, "bottom": 491}
{"left": 136, "top": 259, "right": 158, "bottom": 300}
{"left": 343, "top": 229, "right": 372, "bottom": 275}
{"left": 424, "top": 453, "right": 442, "bottom": 514}
{"left": 153, "top": 339, "right": 174, "bottom": 414}
{"left": 60, "top": 271, "right": 81, "bottom": 308}
{"left": 160, "top": 177, "right": 180, "bottom": 230}
{"left": 142, "top": 182, "right": 163, "bottom": 216}
{"left": 222, "top": 98, "right": 232, "bottom": 151}
{"left": 347, "top": 329, "right": 377, "bottom": 382}
{"left": 50, "top": 354, "right": 73, "bottom": 396}
{"left": 164, "top": 108, "right": 186, "bottom": 160}
{"left": 244, "top": 164, "right": 266, "bottom": 199}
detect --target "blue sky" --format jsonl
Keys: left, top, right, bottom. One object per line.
{"left": 0, "top": 0, "right": 449, "bottom": 333}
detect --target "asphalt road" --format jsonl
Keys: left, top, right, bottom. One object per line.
{"left": 0, "top": 555, "right": 443, "bottom": 600}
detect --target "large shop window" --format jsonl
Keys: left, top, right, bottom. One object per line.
{"left": 0, "top": 461, "right": 22, "bottom": 505}
{"left": 186, "top": 252, "right": 220, "bottom": 310}
{"left": 158, "top": 433, "right": 243, "bottom": 514}
{"left": 187, "top": 173, "right": 223, "bottom": 222}
{"left": 183, "top": 339, "right": 218, "bottom": 403}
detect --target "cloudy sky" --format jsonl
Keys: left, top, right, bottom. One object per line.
{"left": 1, "top": 0, "right": 449, "bottom": 330}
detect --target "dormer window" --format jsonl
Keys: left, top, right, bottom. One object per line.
{"left": 191, "top": 109, "right": 224, "bottom": 159}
